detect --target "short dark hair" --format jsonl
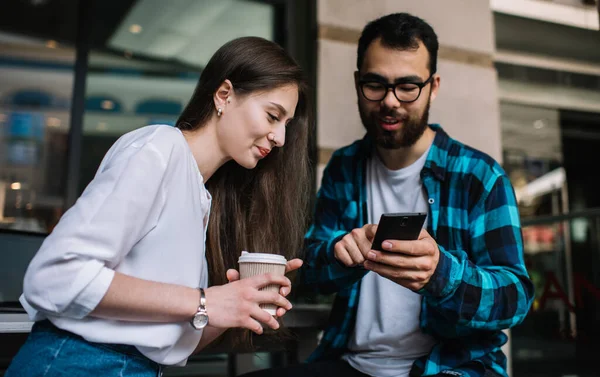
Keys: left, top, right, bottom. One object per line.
{"left": 357, "top": 13, "right": 439, "bottom": 75}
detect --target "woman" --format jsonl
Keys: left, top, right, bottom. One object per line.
{"left": 6, "top": 36, "right": 312, "bottom": 376}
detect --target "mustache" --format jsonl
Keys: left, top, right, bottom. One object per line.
{"left": 376, "top": 110, "right": 409, "bottom": 120}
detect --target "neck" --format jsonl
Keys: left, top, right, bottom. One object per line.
{"left": 376, "top": 127, "right": 435, "bottom": 170}
{"left": 181, "top": 119, "right": 230, "bottom": 181}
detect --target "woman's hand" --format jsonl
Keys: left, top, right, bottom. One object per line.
{"left": 203, "top": 273, "right": 293, "bottom": 334}
{"left": 225, "top": 258, "right": 303, "bottom": 318}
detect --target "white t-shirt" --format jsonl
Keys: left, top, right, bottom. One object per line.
{"left": 20, "top": 125, "right": 211, "bottom": 365}
{"left": 343, "top": 148, "right": 437, "bottom": 377}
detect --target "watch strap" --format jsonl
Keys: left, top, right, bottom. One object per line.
{"left": 198, "top": 288, "right": 206, "bottom": 311}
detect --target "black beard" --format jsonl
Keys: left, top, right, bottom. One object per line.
{"left": 360, "top": 99, "right": 430, "bottom": 149}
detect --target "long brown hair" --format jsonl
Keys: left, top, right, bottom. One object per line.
{"left": 176, "top": 36, "right": 311, "bottom": 322}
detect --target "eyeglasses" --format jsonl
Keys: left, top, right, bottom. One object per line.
{"left": 359, "top": 73, "right": 435, "bottom": 103}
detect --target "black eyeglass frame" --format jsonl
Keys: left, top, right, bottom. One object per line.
{"left": 358, "top": 73, "right": 436, "bottom": 103}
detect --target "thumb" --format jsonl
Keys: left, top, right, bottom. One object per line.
{"left": 226, "top": 269, "right": 240, "bottom": 282}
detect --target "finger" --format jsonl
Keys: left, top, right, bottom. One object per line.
{"left": 366, "top": 251, "right": 426, "bottom": 270}
{"left": 249, "top": 273, "right": 292, "bottom": 289}
{"left": 276, "top": 307, "right": 287, "bottom": 317}
{"left": 344, "top": 235, "right": 365, "bottom": 265}
{"left": 285, "top": 258, "right": 303, "bottom": 274}
{"left": 251, "top": 307, "right": 280, "bottom": 330}
{"left": 381, "top": 239, "right": 433, "bottom": 256}
{"left": 226, "top": 269, "right": 240, "bottom": 282}
{"left": 334, "top": 242, "right": 355, "bottom": 266}
{"left": 280, "top": 285, "right": 291, "bottom": 296}
{"left": 364, "top": 260, "right": 427, "bottom": 282}
{"left": 353, "top": 228, "right": 374, "bottom": 258}
{"left": 256, "top": 290, "right": 293, "bottom": 311}
{"left": 243, "top": 317, "right": 265, "bottom": 335}
{"left": 364, "top": 224, "right": 378, "bottom": 241}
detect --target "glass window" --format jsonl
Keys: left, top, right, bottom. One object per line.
{"left": 78, "top": 0, "right": 277, "bottom": 194}
{"left": 500, "top": 102, "right": 563, "bottom": 218}
{"left": 0, "top": 1, "right": 77, "bottom": 234}
{"left": 502, "top": 103, "right": 600, "bottom": 376}
{"left": 0, "top": 0, "right": 282, "bottom": 232}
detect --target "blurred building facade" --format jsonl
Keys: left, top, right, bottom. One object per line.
{"left": 1, "top": 0, "right": 599, "bottom": 376}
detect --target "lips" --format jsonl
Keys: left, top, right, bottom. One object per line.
{"left": 378, "top": 116, "right": 403, "bottom": 131}
{"left": 256, "top": 146, "right": 271, "bottom": 158}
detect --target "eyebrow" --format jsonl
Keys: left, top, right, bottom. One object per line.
{"left": 361, "top": 72, "right": 425, "bottom": 84}
{"left": 268, "top": 102, "right": 287, "bottom": 117}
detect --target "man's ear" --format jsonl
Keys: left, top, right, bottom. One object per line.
{"left": 429, "top": 74, "right": 440, "bottom": 103}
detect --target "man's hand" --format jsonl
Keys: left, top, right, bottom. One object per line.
{"left": 334, "top": 224, "right": 378, "bottom": 266}
{"left": 363, "top": 229, "right": 439, "bottom": 291}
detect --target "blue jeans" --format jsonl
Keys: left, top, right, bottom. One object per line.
{"left": 5, "top": 320, "right": 163, "bottom": 377}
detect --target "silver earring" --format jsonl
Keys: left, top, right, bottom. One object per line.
{"left": 217, "top": 108, "right": 222, "bottom": 117}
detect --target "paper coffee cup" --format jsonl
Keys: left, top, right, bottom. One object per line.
{"left": 238, "top": 251, "right": 287, "bottom": 315}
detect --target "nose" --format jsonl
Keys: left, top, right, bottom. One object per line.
{"left": 270, "top": 123, "right": 286, "bottom": 147}
{"left": 381, "top": 88, "right": 401, "bottom": 110}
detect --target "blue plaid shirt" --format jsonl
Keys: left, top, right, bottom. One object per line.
{"left": 299, "top": 125, "right": 534, "bottom": 377}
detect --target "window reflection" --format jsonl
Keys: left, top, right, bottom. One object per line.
{"left": 0, "top": 0, "right": 277, "bottom": 232}
{"left": 0, "top": 34, "right": 74, "bottom": 233}
{"left": 502, "top": 103, "right": 600, "bottom": 376}
{"left": 78, "top": 0, "right": 275, "bottom": 193}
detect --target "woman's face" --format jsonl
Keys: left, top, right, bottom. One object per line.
{"left": 217, "top": 84, "right": 298, "bottom": 169}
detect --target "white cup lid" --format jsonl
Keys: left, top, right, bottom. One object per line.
{"left": 238, "top": 251, "right": 287, "bottom": 265}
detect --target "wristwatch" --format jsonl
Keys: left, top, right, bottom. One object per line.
{"left": 190, "top": 288, "right": 209, "bottom": 330}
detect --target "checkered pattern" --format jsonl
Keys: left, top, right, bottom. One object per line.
{"left": 299, "top": 124, "right": 534, "bottom": 377}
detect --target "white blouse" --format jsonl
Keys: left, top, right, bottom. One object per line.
{"left": 20, "top": 125, "right": 211, "bottom": 365}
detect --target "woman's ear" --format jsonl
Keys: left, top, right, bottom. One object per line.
{"left": 214, "top": 79, "right": 233, "bottom": 110}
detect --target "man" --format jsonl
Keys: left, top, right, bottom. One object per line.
{"left": 244, "top": 12, "right": 534, "bottom": 377}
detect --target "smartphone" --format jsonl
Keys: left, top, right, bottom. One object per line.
{"left": 371, "top": 212, "right": 427, "bottom": 251}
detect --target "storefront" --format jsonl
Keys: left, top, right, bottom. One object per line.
{"left": 495, "top": 11, "right": 600, "bottom": 376}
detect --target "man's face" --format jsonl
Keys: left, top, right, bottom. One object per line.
{"left": 355, "top": 38, "right": 439, "bottom": 149}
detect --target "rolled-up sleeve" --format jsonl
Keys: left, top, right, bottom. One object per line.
{"left": 21, "top": 141, "right": 169, "bottom": 319}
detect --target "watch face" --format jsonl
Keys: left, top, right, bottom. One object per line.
{"left": 192, "top": 313, "right": 208, "bottom": 329}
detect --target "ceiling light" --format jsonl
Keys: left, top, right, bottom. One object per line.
{"left": 11, "top": 182, "right": 22, "bottom": 190}
{"left": 46, "top": 40, "right": 58, "bottom": 49}
{"left": 129, "top": 24, "right": 143, "bottom": 34}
